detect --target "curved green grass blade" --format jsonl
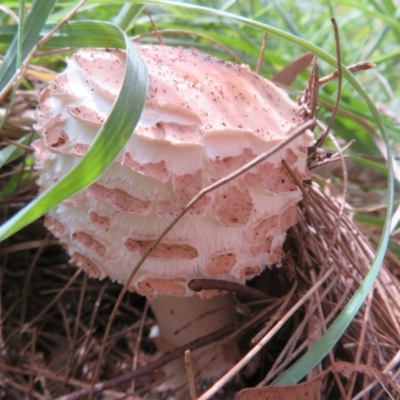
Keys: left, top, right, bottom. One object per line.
{"left": 0, "top": 0, "right": 56, "bottom": 92}
{"left": 0, "top": 21, "right": 148, "bottom": 241}
{"left": 46, "top": 21, "right": 135, "bottom": 48}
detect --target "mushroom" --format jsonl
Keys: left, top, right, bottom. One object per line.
{"left": 34, "top": 45, "right": 314, "bottom": 390}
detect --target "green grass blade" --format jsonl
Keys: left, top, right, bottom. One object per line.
{"left": 0, "top": 21, "right": 149, "bottom": 241}
{"left": 0, "top": 133, "right": 39, "bottom": 168}
{"left": 114, "top": 3, "right": 144, "bottom": 30}
{"left": 46, "top": 21, "right": 135, "bottom": 48}
{"left": 0, "top": 0, "right": 56, "bottom": 92}
{"left": 0, "top": 154, "right": 36, "bottom": 198}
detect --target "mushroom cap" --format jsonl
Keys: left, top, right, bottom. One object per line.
{"left": 34, "top": 45, "right": 314, "bottom": 298}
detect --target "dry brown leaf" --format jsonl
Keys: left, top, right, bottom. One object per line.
{"left": 238, "top": 378, "right": 321, "bottom": 400}
{"left": 272, "top": 53, "right": 314, "bottom": 86}
{"left": 238, "top": 361, "right": 400, "bottom": 400}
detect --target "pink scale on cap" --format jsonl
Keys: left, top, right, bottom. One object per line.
{"left": 43, "top": 114, "right": 70, "bottom": 150}
{"left": 250, "top": 236, "right": 273, "bottom": 256}
{"left": 212, "top": 185, "right": 253, "bottom": 225}
{"left": 71, "top": 143, "right": 89, "bottom": 156}
{"left": 186, "top": 196, "right": 211, "bottom": 216}
{"left": 49, "top": 74, "right": 74, "bottom": 97}
{"left": 123, "top": 152, "right": 169, "bottom": 182}
{"left": 72, "top": 231, "right": 106, "bottom": 257}
{"left": 88, "top": 211, "right": 111, "bottom": 230}
{"left": 125, "top": 239, "right": 198, "bottom": 260}
{"left": 239, "top": 265, "right": 261, "bottom": 280}
{"left": 156, "top": 197, "right": 211, "bottom": 218}
{"left": 137, "top": 277, "right": 187, "bottom": 298}
{"left": 87, "top": 183, "right": 152, "bottom": 215}
{"left": 45, "top": 216, "right": 66, "bottom": 238}
{"left": 156, "top": 200, "right": 182, "bottom": 218}
{"left": 173, "top": 169, "right": 203, "bottom": 205}
{"left": 72, "top": 252, "right": 101, "bottom": 278}
{"left": 205, "top": 253, "right": 237, "bottom": 275}
{"left": 244, "top": 162, "right": 297, "bottom": 193}
{"left": 32, "top": 139, "right": 50, "bottom": 165}
{"left": 210, "top": 147, "right": 256, "bottom": 179}
{"left": 67, "top": 105, "right": 106, "bottom": 126}
{"left": 280, "top": 204, "right": 298, "bottom": 231}
{"left": 270, "top": 244, "right": 283, "bottom": 264}
{"left": 252, "top": 215, "right": 279, "bottom": 241}
{"left": 285, "top": 148, "right": 298, "bottom": 164}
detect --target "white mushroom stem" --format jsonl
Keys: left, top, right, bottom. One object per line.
{"left": 151, "top": 293, "right": 239, "bottom": 384}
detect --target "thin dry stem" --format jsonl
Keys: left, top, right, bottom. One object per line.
{"left": 184, "top": 350, "right": 197, "bottom": 400}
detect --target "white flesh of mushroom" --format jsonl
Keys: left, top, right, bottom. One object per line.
{"left": 34, "top": 45, "right": 314, "bottom": 389}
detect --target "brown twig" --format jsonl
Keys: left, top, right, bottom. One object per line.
{"left": 255, "top": 33, "right": 267, "bottom": 74}
{"left": 318, "top": 61, "right": 375, "bottom": 84}
{"left": 185, "top": 350, "right": 197, "bottom": 400}
{"left": 130, "top": 300, "right": 149, "bottom": 394}
{"left": 145, "top": 11, "right": 164, "bottom": 45}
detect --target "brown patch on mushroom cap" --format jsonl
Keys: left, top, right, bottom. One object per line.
{"left": 286, "top": 148, "right": 298, "bottom": 164}
{"left": 72, "top": 252, "right": 101, "bottom": 278}
{"left": 209, "top": 147, "right": 256, "bottom": 179}
{"left": 88, "top": 211, "right": 111, "bottom": 230}
{"left": 244, "top": 163, "right": 297, "bottom": 193}
{"left": 252, "top": 215, "right": 279, "bottom": 241}
{"left": 45, "top": 216, "right": 66, "bottom": 237}
{"left": 123, "top": 152, "right": 169, "bottom": 182}
{"left": 156, "top": 200, "right": 182, "bottom": 219}
{"left": 43, "top": 114, "right": 70, "bottom": 151}
{"left": 49, "top": 74, "right": 75, "bottom": 98}
{"left": 32, "top": 139, "right": 50, "bottom": 165}
{"left": 71, "top": 143, "right": 89, "bottom": 156}
{"left": 37, "top": 87, "right": 52, "bottom": 111}
{"left": 270, "top": 244, "right": 283, "bottom": 264}
{"left": 173, "top": 169, "right": 203, "bottom": 205}
{"left": 205, "top": 253, "right": 237, "bottom": 275}
{"left": 67, "top": 105, "right": 106, "bottom": 126}
{"left": 212, "top": 185, "right": 254, "bottom": 225}
{"left": 71, "top": 231, "right": 106, "bottom": 257}
{"left": 125, "top": 239, "right": 198, "bottom": 260}
{"left": 280, "top": 204, "right": 298, "bottom": 231}
{"left": 137, "top": 277, "right": 186, "bottom": 298}
{"left": 239, "top": 265, "right": 261, "bottom": 280}
{"left": 250, "top": 236, "right": 273, "bottom": 257}
{"left": 87, "top": 183, "right": 152, "bottom": 215}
